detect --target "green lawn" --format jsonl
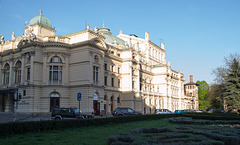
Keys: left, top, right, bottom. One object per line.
{"left": 0, "top": 118, "right": 174, "bottom": 145}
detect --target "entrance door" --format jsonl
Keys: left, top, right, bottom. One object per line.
{"left": 111, "top": 96, "right": 113, "bottom": 113}
{"left": 93, "top": 100, "right": 100, "bottom": 115}
{"left": 50, "top": 93, "right": 60, "bottom": 112}
{"left": 0, "top": 95, "right": 5, "bottom": 112}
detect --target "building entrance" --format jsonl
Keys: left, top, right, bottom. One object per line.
{"left": 50, "top": 93, "right": 60, "bottom": 112}
{"left": 93, "top": 93, "right": 100, "bottom": 115}
{"left": 0, "top": 89, "right": 15, "bottom": 112}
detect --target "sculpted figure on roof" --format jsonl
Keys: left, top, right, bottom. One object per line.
{"left": 0, "top": 35, "right": 4, "bottom": 44}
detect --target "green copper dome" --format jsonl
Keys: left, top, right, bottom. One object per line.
{"left": 98, "top": 27, "right": 125, "bottom": 45}
{"left": 29, "top": 10, "right": 52, "bottom": 29}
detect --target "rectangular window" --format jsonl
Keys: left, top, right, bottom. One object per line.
{"left": 4, "top": 72, "right": 10, "bottom": 85}
{"left": 104, "top": 63, "right": 107, "bottom": 70}
{"left": 104, "top": 76, "right": 107, "bottom": 86}
{"left": 23, "top": 90, "right": 26, "bottom": 96}
{"left": 27, "top": 68, "right": 30, "bottom": 81}
{"left": 49, "top": 66, "right": 62, "bottom": 84}
{"left": 118, "top": 67, "right": 120, "bottom": 74}
{"left": 17, "top": 70, "right": 21, "bottom": 83}
{"left": 93, "top": 66, "right": 98, "bottom": 82}
{"left": 111, "top": 78, "right": 114, "bottom": 87}
{"left": 118, "top": 79, "right": 120, "bottom": 88}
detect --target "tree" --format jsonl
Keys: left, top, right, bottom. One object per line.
{"left": 213, "top": 53, "right": 240, "bottom": 111}
{"left": 208, "top": 84, "right": 224, "bottom": 110}
{"left": 196, "top": 80, "right": 209, "bottom": 111}
{"left": 224, "top": 58, "right": 240, "bottom": 110}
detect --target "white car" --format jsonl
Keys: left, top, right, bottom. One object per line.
{"left": 155, "top": 109, "right": 172, "bottom": 114}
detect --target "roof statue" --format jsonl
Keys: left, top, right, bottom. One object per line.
{"left": 0, "top": 35, "right": 4, "bottom": 44}
{"left": 22, "top": 26, "right": 36, "bottom": 43}
{"left": 12, "top": 30, "right": 15, "bottom": 41}
{"left": 40, "top": 9, "right": 42, "bottom": 16}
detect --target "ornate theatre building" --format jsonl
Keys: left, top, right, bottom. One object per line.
{"left": 0, "top": 11, "right": 198, "bottom": 115}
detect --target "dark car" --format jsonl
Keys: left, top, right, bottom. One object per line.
{"left": 51, "top": 108, "right": 93, "bottom": 120}
{"left": 112, "top": 107, "right": 142, "bottom": 116}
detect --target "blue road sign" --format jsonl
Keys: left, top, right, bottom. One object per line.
{"left": 77, "top": 92, "right": 81, "bottom": 101}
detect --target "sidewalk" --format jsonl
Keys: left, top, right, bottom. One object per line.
{"left": 0, "top": 112, "right": 113, "bottom": 123}
{"left": 0, "top": 112, "right": 31, "bottom": 123}
{"left": 0, "top": 112, "right": 51, "bottom": 123}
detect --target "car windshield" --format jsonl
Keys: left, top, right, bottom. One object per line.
{"left": 73, "top": 109, "right": 80, "bottom": 114}
{"left": 128, "top": 108, "right": 134, "bottom": 113}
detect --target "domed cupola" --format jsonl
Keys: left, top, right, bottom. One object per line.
{"left": 98, "top": 22, "right": 125, "bottom": 46}
{"left": 29, "top": 9, "right": 53, "bottom": 29}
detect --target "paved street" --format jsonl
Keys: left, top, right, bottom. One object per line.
{"left": 0, "top": 112, "right": 112, "bottom": 123}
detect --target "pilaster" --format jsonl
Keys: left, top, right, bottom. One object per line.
{"left": 21, "top": 54, "right": 25, "bottom": 84}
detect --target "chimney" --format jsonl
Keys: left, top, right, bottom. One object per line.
{"left": 190, "top": 75, "right": 193, "bottom": 83}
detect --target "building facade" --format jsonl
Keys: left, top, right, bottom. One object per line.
{"left": 0, "top": 11, "right": 197, "bottom": 115}
{"left": 184, "top": 75, "right": 199, "bottom": 110}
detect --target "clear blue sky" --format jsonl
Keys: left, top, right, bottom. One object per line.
{"left": 1, "top": 0, "right": 240, "bottom": 84}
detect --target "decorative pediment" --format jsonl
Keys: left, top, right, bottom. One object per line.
{"left": 90, "top": 38, "right": 107, "bottom": 50}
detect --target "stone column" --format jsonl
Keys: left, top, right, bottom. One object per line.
{"left": 63, "top": 53, "right": 70, "bottom": 85}
{"left": 30, "top": 51, "right": 35, "bottom": 83}
{"left": 42, "top": 52, "right": 48, "bottom": 85}
{"left": 89, "top": 51, "right": 93, "bottom": 84}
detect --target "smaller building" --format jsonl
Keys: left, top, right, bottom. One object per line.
{"left": 184, "top": 75, "right": 199, "bottom": 110}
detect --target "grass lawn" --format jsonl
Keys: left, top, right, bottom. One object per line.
{"left": 0, "top": 118, "right": 175, "bottom": 145}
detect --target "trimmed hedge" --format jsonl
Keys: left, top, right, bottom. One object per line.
{"left": 0, "top": 114, "right": 179, "bottom": 137}
{"left": 181, "top": 113, "right": 240, "bottom": 120}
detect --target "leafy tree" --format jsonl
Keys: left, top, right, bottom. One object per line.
{"left": 208, "top": 84, "right": 224, "bottom": 109}
{"left": 196, "top": 80, "right": 209, "bottom": 111}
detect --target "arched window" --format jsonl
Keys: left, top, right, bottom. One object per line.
{"left": 14, "top": 61, "right": 22, "bottom": 84}
{"left": 49, "top": 56, "right": 62, "bottom": 85}
{"left": 3, "top": 63, "right": 10, "bottom": 85}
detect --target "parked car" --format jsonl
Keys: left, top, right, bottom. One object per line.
{"left": 51, "top": 107, "right": 93, "bottom": 120}
{"left": 112, "top": 107, "right": 142, "bottom": 116}
{"left": 155, "top": 109, "right": 172, "bottom": 114}
{"left": 175, "top": 110, "right": 184, "bottom": 113}
{"left": 175, "top": 109, "right": 196, "bottom": 113}
{"left": 79, "top": 110, "right": 94, "bottom": 119}
{"left": 208, "top": 109, "right": 225, "bottom": 113}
